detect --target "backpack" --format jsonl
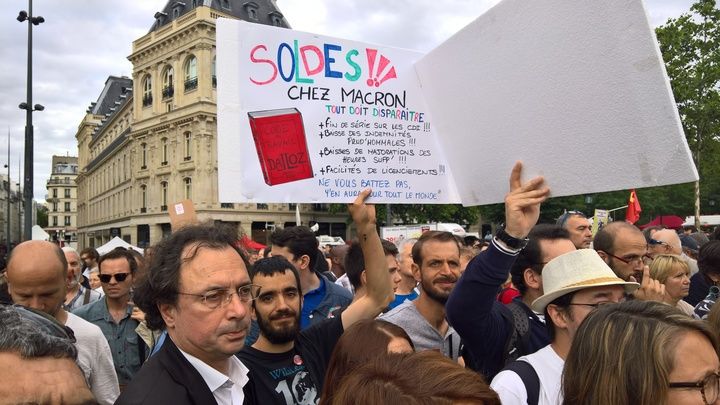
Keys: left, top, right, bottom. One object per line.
{"left": 503, "top": 360, "right": 540, "bottom": 405}
{"left": 501, "top": 301, "right": 532, "bottom": 363}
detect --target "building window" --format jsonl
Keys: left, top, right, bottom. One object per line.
{"left": 140, "top": 185, "right": 147, "bottom": 213}
{"left": 257, "top": 203, "right": 269, "bottom": 210}
{"left": 141, "top": 143, "right": 147, "bottom": 169}
{"left": 184, "top": 56, "right": 198, "bottom": 91}
{"left": 220, "top": 203, "right": 234, "bottom": 209}
{"left": 52, "top": 188, "right": 57, "bottom": 198}
{"left": 64, "top": 177, "right": 70, "bottom": 184}
{"left": 162, "top": 66, "right": 174, "bottom": 99}
{"left": 212, "top": 56, "right": 217, "bottom": 88}
{"left": 52, "top": 216, "right": 58, "bottom": 227}
{"left": 247, "top": 8, "right": 257, "bottom": 20}
{"left": 64, "top": 202, "right": 70, "bottom": 212}
{"left": 52, "top": 202, "right": 58, "bottom": 211}
{"left": 184, "top": 177, "right": 192, "bottom": 199}
{"left": 288, "top": 203, "right": 297, "bottom": 210}
{"left": 64, "top": 216, "right": 71, "bottom": 226}
{"left": 184, "top": 132, "right": 192, "bottom": 160}
{"left": 221, "top": 0, "right": 230, "bottom": 10}
{"left": 161, "top": 181, "right": 168, "bottom": 210}
{"left": 161, "top": 138, "right": 168, "bottom": 165}
{"left": 64, "top": 189, "right": 71, "bottom": 198}
{"left": 142, "top": 75, "right": 152, "bottom": 107}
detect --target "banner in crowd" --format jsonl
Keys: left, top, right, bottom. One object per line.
{"left": 217, "top": 0, "right": 697, "bottom": 205}
{"left": 592, "top": 209, "right": 610, "bottom": 237}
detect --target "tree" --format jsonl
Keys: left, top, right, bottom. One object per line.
{"left": 36, "top": 205, "right": 48, "bottom": 228}
{"left": 656, "top": 0, "right": 720, "bottom": 226}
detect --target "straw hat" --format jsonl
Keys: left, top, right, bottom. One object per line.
{"left": 531, "top": 249, "right": 639, "bottom": 312}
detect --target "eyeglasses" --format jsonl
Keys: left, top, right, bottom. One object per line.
{"left": 606, "top": 252, "right": 652, "bottom": 265}
{"left": 98, "top": 273, "right": 130, "bottom": 283}
{"left": 8, "top": 304, "right": 76, "bottom": 343}
{"left": 556, "top": 210, "right": 586, "bottom": 228}
{"left": 178, "top": 284, "right": 262, "bottom": 309}
{"left": 566, "top": 301, "right": 619, "bottom": 309}
{"left": 669, "top": 372, "right": 720, "bottom": 405}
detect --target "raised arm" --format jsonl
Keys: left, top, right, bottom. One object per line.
{"left": 340, "top": 189, "right": 394, "bottom": 329}
{"left": 446, "top": 162, "right": 548, "bottom": 377}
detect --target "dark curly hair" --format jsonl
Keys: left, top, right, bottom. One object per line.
{"left": 134, "top": 223, "right": 249, "bottom": 330}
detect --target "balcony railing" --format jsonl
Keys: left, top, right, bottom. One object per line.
{"left": 142, "top": 94, "right": 153, "bottom": 107}
{"left": 47, "top": 178, "right": 73, "bottom": 185}
{"left": 162, "top": 85, "right": 174, "bottom": 99}
{"left": 184, "top": 77, "right": 198, "bottom": 91}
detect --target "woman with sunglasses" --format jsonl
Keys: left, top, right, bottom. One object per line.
{"left": 563, "top": 300, "right": 720, "bottom": 405}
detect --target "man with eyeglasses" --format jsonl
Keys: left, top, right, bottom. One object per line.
{"left": 238, "top": 189, "right": 393, "bottom": 405}
{"left": 74, "top": 248, "right": 146, "bottom": 388}
{"left": 117, "top": 224, "right": 258, "bottom": 404}
{"left": 556, "top": 211, "right": 593, "bottom": 249}
{"left": 593, "top": 221, "right": 666, "bottom": 301}
{"left": 491, "top": 249, "right": 639, "bottom": 405}
{"left": 6, "top": 240, "right": 120, "bottom": 404}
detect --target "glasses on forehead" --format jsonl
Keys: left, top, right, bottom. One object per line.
{"left": 607, "top": 252, "right": 652, "bottom": 265}
{"left": 556, "top": 210, "right": 586, "bottom": 228}
{"left": 99, "top": 273, "right": 130, "bottom": 283}
{"left": 669, "top": 372, "right": 720, "bottom": 405}
{"left": 178, "top": 284, "right": 262, "bottom": 309}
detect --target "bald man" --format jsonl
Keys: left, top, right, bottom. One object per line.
{"left": 6, "top": 241, "right": 120, "bottom": 405}
{"left": 649, "top": 228, "right": 700, "bottom": 275}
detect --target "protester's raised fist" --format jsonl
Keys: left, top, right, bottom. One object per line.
{"left": 504, "top": 162, "right": 550, "bottom": 239}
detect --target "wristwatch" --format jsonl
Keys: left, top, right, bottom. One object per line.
{"left": 495, "top": 226, "right": 529, "bottom": 250}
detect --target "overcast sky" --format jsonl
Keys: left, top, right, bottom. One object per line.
{"left": 0, "top": 0, "right": 698, "bottom": 202}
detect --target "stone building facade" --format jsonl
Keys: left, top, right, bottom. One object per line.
{"left": 75, "top": 1, "right": 347, "bottom": 249}
{"left": 45, "top": 156, "right": 78, "bottom": 245}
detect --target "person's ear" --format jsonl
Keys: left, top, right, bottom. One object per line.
{"left": 411, "top": 263, "right": 422, "bottom": 283}
{"left": 596, "top": 250, "right": 609, "bottom": 263}
{"left": 547, "top": 304, "right": 570, "bottom": 330}
{"left": 159, "top": 302, "right": 177, "bottom": 329}
{"left": 299, "top": 254, "right": 311, "bottom": 271}
{"left": 524, "top": 268, "right": 541, "bottom": 290}
{"left": 360, "top": 270, "right": 367, "bottom": 287}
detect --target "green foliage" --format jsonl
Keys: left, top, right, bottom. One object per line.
{"left": 36, "top": 205, "right": 48, "bottom": 228}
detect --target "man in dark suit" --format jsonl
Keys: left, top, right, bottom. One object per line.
{"left": 116, "top": 225, "right": 258, "bottom": 405}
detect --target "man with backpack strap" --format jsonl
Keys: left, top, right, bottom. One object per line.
{"left": 490, "top": 249, "right": 638, "bottom": 404}
{"left": 448, "top": 223, "right": 575, "bottom": 380}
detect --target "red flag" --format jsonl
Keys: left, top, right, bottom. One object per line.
{"left": 626, "top": 189, "right": 642, "bottom": 224}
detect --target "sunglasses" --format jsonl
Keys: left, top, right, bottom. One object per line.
{"left": 99, "top": 273, "right": 130, "bottom": 283}
{"left": 556, "top": 210, "right": 586, "bottom": 228}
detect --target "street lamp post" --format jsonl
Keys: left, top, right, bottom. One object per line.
{"left": 17, "top": 0, "right": 44, "bottom": 242}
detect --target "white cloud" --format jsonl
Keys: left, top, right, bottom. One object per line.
{"left": 0, "top": 0, "right": 698, "bottom": 202}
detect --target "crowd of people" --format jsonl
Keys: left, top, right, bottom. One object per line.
{"left": 1, "top": 162, "right": 720, "bottom": 405}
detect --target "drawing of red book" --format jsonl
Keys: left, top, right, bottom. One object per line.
{"left": 248, "top": 108, "right": 314, "bottom": 186}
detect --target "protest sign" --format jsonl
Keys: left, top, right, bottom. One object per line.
{"left": 592, "top": 209, "right": 610, "bottom": 237}
{"left": 217, "top": 0, "right": 697, "bottom": 206}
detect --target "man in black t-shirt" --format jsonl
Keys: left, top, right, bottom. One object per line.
{"left": 238, "top": 189, "right": 394, "bottom": 405}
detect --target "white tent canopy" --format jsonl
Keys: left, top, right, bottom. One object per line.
{"left": 96, "top": 236, "right": 144, "bottom": 255}
{"left": 32, "top": 225, "right": 50, "bottom": 241}
{"left": 684, "top": 215, "right": 720, "bottom": 227}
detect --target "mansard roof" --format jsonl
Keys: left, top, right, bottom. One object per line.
{"left": 149, "top": 0, "right": 290, "bottom": 32}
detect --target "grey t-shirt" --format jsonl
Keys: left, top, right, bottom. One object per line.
{"left": 380, "top": 300, "right": 461, "bottom": 360}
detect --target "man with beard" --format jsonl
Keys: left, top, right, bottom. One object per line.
{"left": 238, "top": 189, "right": 393, "bottom": 405}
{"left": 380, "top": 231, "right": 464, "bottom": 360}
{"left": 63, "top": 247, "right": 102, "bottom": 311}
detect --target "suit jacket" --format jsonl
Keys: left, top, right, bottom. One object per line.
{"left": 116, "top": 335, "right": 249, "bottom": 405}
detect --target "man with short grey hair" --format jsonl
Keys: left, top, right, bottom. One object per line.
{"left": 0, "top": 304, "right": 96, "bottom": 405}
{"left": 389, "top": 238, "right": 419, "bottom": 309}
{"left": 63, "top": 246, "right": 102, "bottom": 311}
